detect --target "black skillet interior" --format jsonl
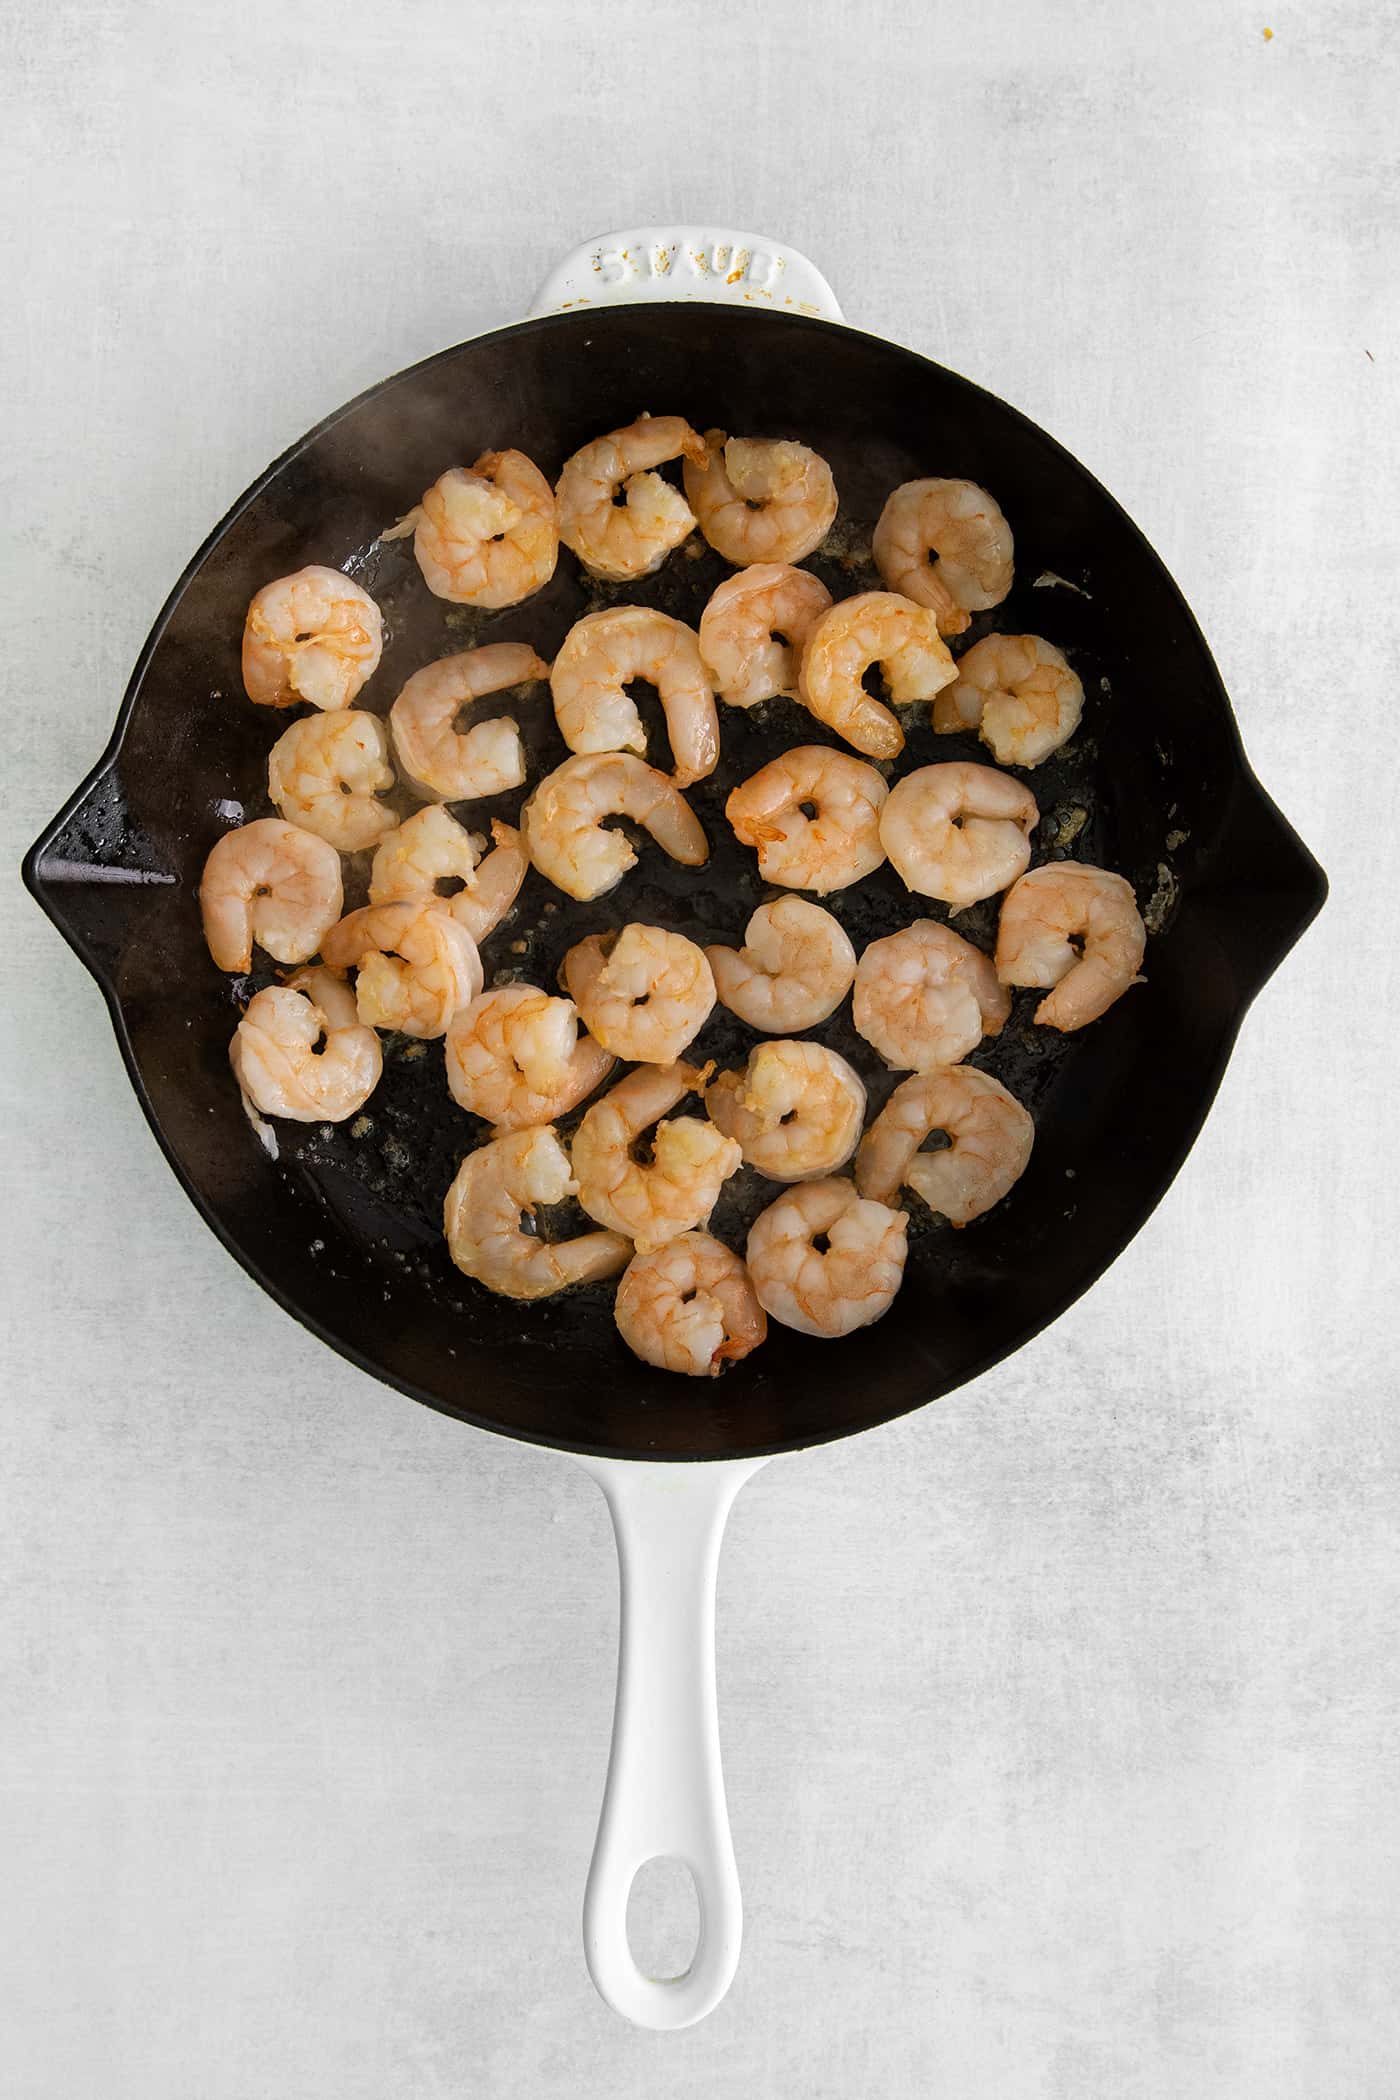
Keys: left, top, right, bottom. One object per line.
{"left": 24, "top": 304, "right": 1326, "bottom": 1459}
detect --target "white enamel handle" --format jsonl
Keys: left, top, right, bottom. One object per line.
{"left": 574, "top": 1452, "right": 770, "bottom": 2028}
{"left": 530, "top": 226, "right": 843, "bottom": 321}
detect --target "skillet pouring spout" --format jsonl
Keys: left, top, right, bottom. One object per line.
{"left": 25, "top": 760, "right": 180, "bottom": 984}
{"left": 1195, "top": 772, "right": 1328, "bottom": 1009}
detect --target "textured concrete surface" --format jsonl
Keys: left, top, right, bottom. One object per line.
{"left": 3, "top": 2, "right": 1397, "bottom": 2093}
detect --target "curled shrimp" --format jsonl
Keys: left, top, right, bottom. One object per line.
{"left": 384, "top": 449, "right": 557, "bottom": 608}
{"left": 797, "top": 591, "right": 956, "bottom": 759}
{"left": 935, "top": 633, "right": 1085, "bottom": 769}
{"left": 726, "top": 745, "right": 887, "bottom": 893}
{"left": 698, "top": 563, "right": 833, "bottom": 708}
{"left": 369, "top": 809, "right": 527, "bottom": 945}
{"left": 322, "top": 900, "right": 482, "bottom": 1037}
{"left": 995, "top": 863, "right": 1146, "bottom": 1030}
{"left": 443, "top": 1126, "right": 631, "bottom": 1300}
{"left": 445, "top": 984, "right": 615, "bottom": 1130}
{"left": 707, "top": 897, "right": 856, "bottom": 1033}
{"left": 371, "top": 803, "right": 482, "bottom": 903}
{"left": 706, "top": 1040, "right": 866, "bottom": 1183}
{"left": 229, "top": 966, "right": 382, "bottom": 1123}
{"left": 746, "top": 1179, "right": 908, "bottom": 1339}
{"left": 555, "top": 414, "right": 707, "bottom": 581}
{"left": 872, "top": 479, "right": 1014, "bottom": 635}
{"left": 522, "top": 751, "right": 708, "bottom": 902}
{"left": 241, "top": 565, "right": 383, "bottom": 711}
{"left": 550, "top": 606, "right": 718, "bottom": 787}
{"left": 572, "top": 1062, "right": 742, "bottom": 1251}
{"left": 854, "top": 920, "right": 1010, "bottom": 1070}
{"left": 200, "top": 818, "right": 342, "bottom": 973}
{"left": 389, "top": 643, "right": 549, "bottom": 802}
{"left": 615, "top": 1232, "right": 767, "bottom": 1377}
{"left": 682, "top": 430, "right": 838, "bottom": 566}
{"left": 880, "top": 761, "right": 1039, "bottom": 906}
{"left": 856, "top": 1066, "right": 1034, "bottom": 1225}
{"left": 562, "top": 924, "right": 715, "bottom": 1064}
{"left": 267, "top": 710, "right": 396, "bottom": 852}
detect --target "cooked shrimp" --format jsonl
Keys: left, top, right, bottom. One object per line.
{"left": 746, "top": 1179, "right": 908, "bottom": 1339}
{"left": 697, "top": 563, "right": 833, "bottom": 708}
{"left": 443, "top": 1126, "right": 631, "bottom": 1300}
{"left": 368, "top": 809, "right": 526, "bottom": 945}
{"left": 572, "top": 1063, "right": 742, "bottom": 1251}
{"left": 615, "top": 1232, "right": 767, "bottom": 1376}
{"left": 706, "top": 1040, "right": 865, "bottom": 1182}
{"left": 550, "top": 607, "right": 718, "bottom": 787}
{"left": 445, "top": 984, "right": 615, "bottom": 1130}
{"left": 241, "top": 565, "right": 383, "bottom": 711}
{"left": 995, "top": 863, "right": 1146, "bottom": 1030}
{"left": 522, "top": 752, "right": 708, "bottom": 902}
{"left": 267, "top": 710, "right": 396, "bottom": 852}
{"left": 229, "top": 966, "right": 382, "bottom": 1123}
{"left": 384, "top": 450, "right": 557, "bottom": 608}
{"left": 321, "top": 900, "right": 482, "bottom": 1037}
{"left": 389, "top": 643, "right": 549, "bottom": 802}
{"left": 880, "top": 761, "right": 1039, "bottom": 907}
{"left": 371, "top": 803, "right": 481, "bottom": 898}
{"left": 856, "top": 1066, "right": 1034, "bottom": 1225}
{"left": 555, "top": 414, "right": 707, "bottom": 581}
{"left": 871, "top": 479, "right": 1014, "bottom": 635}
{"left": 726, "top": 746, "right": 887, "bottom": 893}
{"left": 936, "top": 634, "right": 1084, "bottom": 768}
{"left": 682, "top": 430, "right": 838, "bottom": 566}
{"left": 853, "top": 920, "right": 1010, "bottom": 1070}
{"left": 200, "top": 818, "right": 342, "bottom": 973}
{"left": 707, "top": 897, "right": 856, "bottom": 1033}
{"left": 562, "top": 924, "right": 715, "bottom": 1064}
{"left": 797, "top": 591, "right": 956, "bottom": 759}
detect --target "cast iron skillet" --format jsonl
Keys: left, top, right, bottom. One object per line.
{"left": 23, "top": 229, "right": 1326, "bottom": 2026}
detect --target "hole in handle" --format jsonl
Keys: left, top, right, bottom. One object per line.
{"left": 626, "top": 1857, "right": 701, "bottom": 1983}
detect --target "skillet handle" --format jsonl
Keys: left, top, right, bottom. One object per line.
{"left": 529, "top": 227, "right": 843, "bottom": 321}
{"left": 573, "top": 1452, "right": 770, "bottom": 2029}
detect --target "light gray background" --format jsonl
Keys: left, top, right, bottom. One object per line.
{"left": 3, "top": 2, "right": 1397, "bottom": 2093}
